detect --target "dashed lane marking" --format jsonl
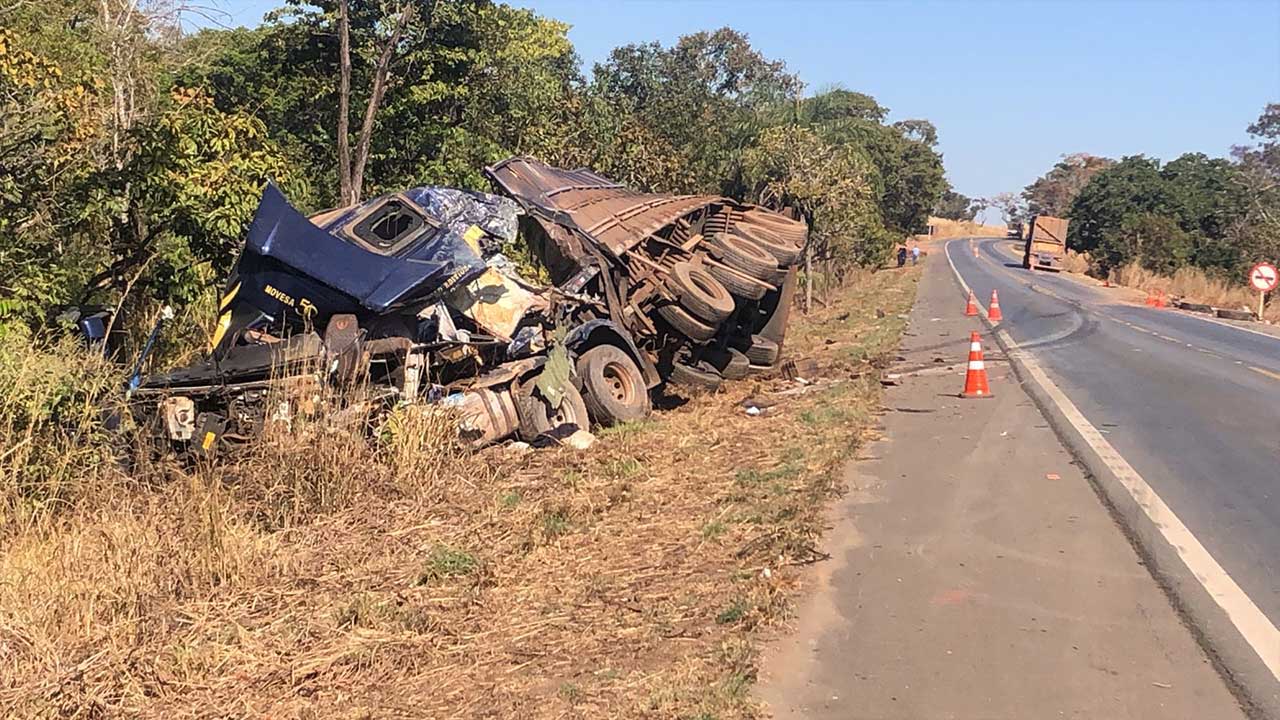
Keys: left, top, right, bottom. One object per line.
{"left": 945, "top": 239, "right": 1280, "bottom": 682}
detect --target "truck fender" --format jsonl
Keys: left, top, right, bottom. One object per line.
{"left": 564, "top": 319, "right": 660, "bottom": 388}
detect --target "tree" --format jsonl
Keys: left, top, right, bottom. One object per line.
{"left": 592, "top": 28, "right": 800, "bottom": 193}
{"left": 935, "top": 188, "right": 977, "bottom": 221}
{"left": 988, "top": 192, "right": 1027, "bottom": 226}
{"left": 742, "top": 125, "right": 883, "bottom": 268}
{"left": 335, "top": 0, "right": 419, "bottom": 205}
{"left": 1022, "top": 153, "right": 1113, "bottom": 217}
{"left": 1160, "top": 153, "right": 1248, "bottom": 270}
{"left": 1099, "top": 213, "right": 1192, "bottom": 275}
{"left": 1233, "top": 103, "right": 1279, "bottom": 248}
{"left": 800, "top": 88, "right": 886, "bottom": 124}
{"left": 1068, "top": 156, "right": 1174, "bottom": 271}
{"left": 893, "top": 119, "right": 938, "bottom": 147}
{"left": 0, "top": 16, "right": 301, "bottom": 327}
{"left": 804, "top": 89, "right": 946, "bottom": 235}
{"left": 187, "top": 0, "right": 580, "bottom": 203}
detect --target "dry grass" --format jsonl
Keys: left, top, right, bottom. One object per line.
{"left": 1060, "top": 255, "right": 1279, "bottom": 322}
{"left": 1060, "top": 249, "right": 1091, "bottom": 274}
{"left": 0, "top": 326, "right": 126, "bottom": 533}
{"left": 918, "top": 216, "right": 1007, "bottom": 241}
{"left": 1112, "top": 262, "right": 1278, "bottom": 320}
{"left": 0, "top": 267, "right": 920, "bottom": 719}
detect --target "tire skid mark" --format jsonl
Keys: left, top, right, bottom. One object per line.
{"left": 944, "top": 238, "right": 1280, "bottom": 683}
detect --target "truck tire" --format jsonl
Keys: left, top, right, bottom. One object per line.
{"left": 736, "top": 225, "right": 802, "bottom": 266}
{"left": 745, "top": 334, "right": 780, "bottom": 366}
{"left": 704, "top": 347, "right": 750, "bottom": 380}
{"left": 514, "top": 379, "right": 591, "bottom": 441}
{"left": 739, "top": 211, "right": 807, "bottom": 239}
{"left": 576, "top": 345, "right": 651, "bottom": 426}
{"left": 1216, "top": 308, "right": 1256, "bottom": 321}
{"left": 707, "top": 234, "right": 778, "bottom": 280}
{"left": 668, "top": 359, "right": 723, "bottom": 391}
{"left": 667, "top": 261, "right": 734, "bottom": 324}
{"left": 656, "top": 304, "right": 716, "bottom": 342}
{"left": 706, "top": 261, "right": 771, "bottom": 301}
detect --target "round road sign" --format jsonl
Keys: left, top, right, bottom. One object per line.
{"left": 1249, "top": 262, "right": 1279, "bottom": 293}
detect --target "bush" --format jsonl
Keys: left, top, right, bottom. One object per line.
{"left": 0, "top": 324, "right": 125, "bottom": 531}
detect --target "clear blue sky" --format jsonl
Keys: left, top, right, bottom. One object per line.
{"left": 207, "top": 0, "right": 1280, "bottom": 210}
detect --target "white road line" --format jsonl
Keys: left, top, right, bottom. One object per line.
{"left": 976, "top": 235, "right": 1280, "bottom": 346}
{"left": 1172, "top": 309, "right": 1280, "bottom": 344}
{"left": 944, "top": 239, "right": 1280, "bottom": 681}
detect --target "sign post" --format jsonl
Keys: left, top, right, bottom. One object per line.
{"left": 1249, "top": 262, "right": 1278, "bottom": 319}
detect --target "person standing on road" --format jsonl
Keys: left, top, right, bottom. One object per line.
{"left": 911, "top": 244, "right": 921, "bottom": 265}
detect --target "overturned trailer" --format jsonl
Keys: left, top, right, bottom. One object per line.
{"left": 486, "top": 157, "right": 808, "bottom": 389}
{"left": 134, "top": 183, "right": 651, "bottom": 455}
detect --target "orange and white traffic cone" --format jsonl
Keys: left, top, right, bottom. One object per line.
{"left": 960, "top": 331, "right": 993, "bottom": 399}
{"left": 988, "top": 289, "right": 1003, "bottom": 322}
{"left": 973, "top": 244, "right": 980, "bottom": 258}
{"left": 964, "top": 289, "right": 979, "bottom": 317}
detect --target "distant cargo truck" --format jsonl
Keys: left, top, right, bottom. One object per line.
{"left": 1023, "top": 215, "right": 1068, "bottom": 271}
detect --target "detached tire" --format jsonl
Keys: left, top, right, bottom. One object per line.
{"left": 707, "top": 233, "right": 778, "bottom": 280}
{"left": 656, "top": 304, "right": 717, "bottom": 342}
{"left": 1216, "top": 308, "right": 1256, "bottom": 321}
{"left": 668, "top": 359, "right": 723, "bottom": 391}
{"left": 704, "top": 347, "right": 750, "bottom": 380}
{"left": 576, "top": 345, "right": 651, "bottom": 426}
{"left": 667, "top": 261, "right": 734, "bottom": 324}
{"left": 745, "top": 334, "right": 780, "bottom": 366}
{"left": 706, "top": 260, "right": 771, "bottom": 301}
{"left": 515, "top": 378, "right": 591, "bottom": 441}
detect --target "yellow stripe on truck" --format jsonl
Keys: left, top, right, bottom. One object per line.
{"left": 210, "top": 311, "right": 232, "bottom": 350}
{"left": 219, "top": 281, "right": 241, "bottom": 310}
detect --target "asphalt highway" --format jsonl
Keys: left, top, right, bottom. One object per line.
{"left": 947, "top": 237, "right": 1280, "bottom": 630}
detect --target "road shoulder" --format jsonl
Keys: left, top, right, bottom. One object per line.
{"left": 757, "top": 254, "right": 1244, "bottom": 719}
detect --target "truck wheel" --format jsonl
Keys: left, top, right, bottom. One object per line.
{"left": 515, "top": 379, "right": 591, "bottom": 441}
{"left": 736, "top": 225, "right": 802, "bottom": 266}
{"left": 577, "top": 345, "right": 651, "bottom": 426}
{"left": 707, "top": 234, "right": 778, "bottom": 280}
{"left": 667, "top": 261, "right": 734, "bottom": 324}
{"left": 706, "top": 261, "right": 770, "bottom": 300}
{"left": 668, "top": 359, "right": 723, "bottom": 391}
{"left": 656, "top": 304, "right": 716, "bottom": 343}
{"left": 745, "top": 334, "right": 780, "bottom": 366}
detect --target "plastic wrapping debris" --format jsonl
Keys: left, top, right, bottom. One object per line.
{"left": 402, "top": 187, "right": 520, "bottom": 255}
{"left": 507, "top": 325, "right": 544, "bottom": 358}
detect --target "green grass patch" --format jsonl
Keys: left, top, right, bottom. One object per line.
{"left": 541, "top": 508, "right": 571, "bottom": 538}
{"left": 595, "top": 418, "right": 658, "bottom": 439}
{"left": 715, "top": 598, "right": 749, "bottom": 625}
{"left": 417, "top": 544, "right": 479, "bottom": 584}
{"left": 701, "top": 520, "right": 727, "bottom": 540}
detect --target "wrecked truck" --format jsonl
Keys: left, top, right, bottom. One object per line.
{"left": 133, "top": 182, "right": 652, "bottom": 455}
{"left": 486, "top": 157, "right": 808, "bottom": 390}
